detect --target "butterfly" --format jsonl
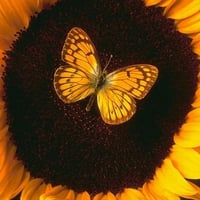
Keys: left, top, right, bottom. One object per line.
{"left": 54, "top": 27, "right": 158, "bottom": 125}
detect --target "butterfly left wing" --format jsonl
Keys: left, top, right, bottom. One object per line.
{"left": 97, "top": 64, "right": 158, "bottom": 125}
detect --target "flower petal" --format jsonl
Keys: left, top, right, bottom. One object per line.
{"left": 192, "top": 73, "right": 200, "bottom": 107}
{"left": 174, "top": 121, "right": 200, "bottom": 148}
{"left": 0, "top": 132, "right": 9, "bottom": 170}
{"left": 193, "top": 88, "right": 200, "bottom": 108}
{"left": 65, "top": 189, "right": 75, "bottom": 200}
{"left": 157, "top": 0, "right": 174, "bottom": 7}
{"left": 144, "top": 0, "right": 162, "bottom": 6}
{"left": 116, "top": 188, "right": 146, "bottom": 200}
{"left": 176, "top": 11, "right": 200, "bottom": 34}
{"left": 192, "top": 43, "right": 200, "bottom": 58}
{"left": 93, "top": 193, "right": 104, "bottom": 200}
{"left": 187, "top": 107, "right": 200, "bottom": 123}
{"left": 76, "top": 191, "right": 91, "bottom": 200}
{"left": 164, "top": 0, "right": 200, "bottom": 20}
{"left": 0, "top": 162, "right": 30, "bottom": 199}
{"left": 100, "top": 192, "right": 116, "bottom": 200}
{"left": 143, "top": 180, "right": 180, "bottom": 200}
{"left": 40, "top": 185, "right": 75, "bottom": 200}
{"left": 21, "top": 179, "right": 47, "bottom": 200}
{"left": 0, "top": 142, "right": 16, "bottom": 182}
{"left": 153, "top": 159, "right": 200, "bottom": 197}
{"left": 170, "top": 145, "right": 200, "bottom": 179}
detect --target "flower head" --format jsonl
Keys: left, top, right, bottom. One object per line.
{"left": 0, "top": 0, "right": 200, "bottom": 199}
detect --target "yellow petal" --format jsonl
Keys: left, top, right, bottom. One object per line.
{"left": 170, "top": 145, "right": 200, "bottom": 179}
{"left": 0, "top": 134, "right": 9, "bottom": 170}
{"left": 193, "top": 43, "right": 200, "bottom": 57}
{"left": 0, "top": 142, "right": 17, "bottom": 182}
{"left": 143, "top": 180, "right": 180, "bottom": 200}
{"left": 0, "top": 162, "right": 30, "bottom": 199}
{"left": 164, "top": 0, "right": 200, "bottom": 20}
{"left": 193, "top": 88, "right": 200, "bottom": 107}
{"left": 192, "top": 33, "right": 200, "bottom": 44}
{"left": 76, "top": 191, "right": 91, "bottom": 200}
{"left": 174, "top": 122, "right": 200, "bottom": 148}
{"left": 65, "top": 189, "right": 75, "bottom": 200}
{"left": 0, "top": 37, "right": 13, "bottom": 50}
{"left": 144, "top": 0, "right": 161, "bottom": 6}
{"left": 116, "top": 188, "right": 146, "bottom": 200}
{"left": 0, "top": 125, "right": 8, "bottom": 141}
{"left": 0, "top": 107, "right": 7, "bottom": 131}
{"left": 181, "top": 181, "right": 200, "bottom": 200}
{"left": 186, "top": 108, "right": 200, "bottom": 123}
{"left": 0, "top": 0, "right": 26, "bottom": 34}
{"left": 176, "top": 11, "right": 200, "bottom": 34}
{"left": 10, "top": 170, "right": 30, "bottom": 199}
{"left": 40, "top": 185, "right": 69, "bottom": 200}
{"left": 157, "top": 0, "right": 174, "bottom": 7}
{"left": 21, "top": 178, "right": 47, "bottom": 200}
{"left": 93, "top": 193, "right": 104, "bottom": 200}
{"left": 154, "top": 158, "right": 199, "bottom": 197}
{"left": 101, "top": 192, "right": 116, "bottom": 200}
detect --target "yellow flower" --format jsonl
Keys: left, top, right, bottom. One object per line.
{"left": 0, "top": 0, "right": 200, "bottom": 200}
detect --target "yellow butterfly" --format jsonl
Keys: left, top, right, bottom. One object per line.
{"left": 54, "top": 27, "right": 158, "bottom": 125}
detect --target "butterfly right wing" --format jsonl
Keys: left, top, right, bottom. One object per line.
{"left": 54, "top": 65, "right": 95, "bottom": 103}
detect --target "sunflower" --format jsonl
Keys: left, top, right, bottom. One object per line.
{"left": 0, "top": 0, "right": 200, "bottom": 200}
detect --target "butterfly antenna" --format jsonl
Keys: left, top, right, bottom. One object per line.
{"left": 103, "top": 54, "right": 113, "bottom": 73}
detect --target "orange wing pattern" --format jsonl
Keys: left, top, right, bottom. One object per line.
{"left": 54, "top": 66, "right": 95, "bottom": 103}
{"left": 54, "top": 27, "right": 101, "bottom": 103}
{"left": 61, "top": 27, "right": 101, "bottom": 78}
{"left": 97, "top": 87, "right": 136, "bottom": 125}
{"left": 97, "top": 64, "right": 158, "bottom": 124}
{"left": 105, "top": 64, "right": 158, "bottom": 99}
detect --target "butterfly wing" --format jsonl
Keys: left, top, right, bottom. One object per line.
{"left": 97, "top": 87, "right": 136, "bottom": 125}
{"left": 62, "top": 27, "right": 101, "bottom": 78}
{"left": 54, "top": 27, "right": 101, "bottom": 103}
{"left": 97, "top": 64, "right": 158, "bottom": 124}
{"left": 54, "top": 66, "right": 96, "bottom": 103}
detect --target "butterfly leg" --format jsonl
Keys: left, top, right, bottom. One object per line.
{"left": 86, "top": 93, "right": 96, "bottom": 111}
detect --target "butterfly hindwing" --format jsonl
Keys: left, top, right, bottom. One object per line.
{"left": 61, "top": 27, "right": 101, "bottom": 78}
{"left": 105, "top": 64, "right": 158, "bottom": 100}
{"left": 97, "top": 86, "right": 136, "bottom": 125}
{"left": 54, "top": 65, "right": 95, "bottom": 103}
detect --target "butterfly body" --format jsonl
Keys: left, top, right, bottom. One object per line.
{"left": 54, "top": 27, "right": 158, "bottom": 125}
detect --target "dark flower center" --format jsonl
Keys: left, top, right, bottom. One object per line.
{"left": 4, "top": 0, "right": 199, "bottom": 195}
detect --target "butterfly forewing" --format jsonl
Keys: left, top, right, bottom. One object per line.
{"left": 61, "top": 27, "right": 101, "bottom": 78}
{"left": 105, "top": 64, "right": 158, "bottom": 100}
{"left": 54, "top": 27, "right": 101, "bottom": 104}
